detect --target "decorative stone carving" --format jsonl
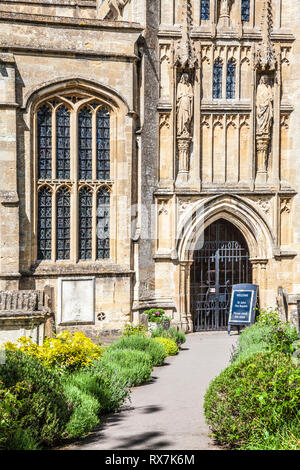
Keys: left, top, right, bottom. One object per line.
{"left": 0, "top": 291, "right": 39, "bottom": 312}
{"left": 219, "top": 0, "right": 234, "bottom": 27}
{"left": 177, "top": 137, "right": 192, "bottom": 173}
{"left": 256, "top": 75, "right": 273, "bottom": 136}
{"left": 256, "top": 75, "right": 273, "bottom": 176}
{"left": 255, "top": 0, "right": 277, "bottom": 72}
{"left": 280, "top": 198, "right": 291, "bottom": 214}
{"left": 174, "top": 0, "right": 197, "bottom": 70}
{"left": 177, "top": 73, "right": 193, "bottom": 138}
{"left": 257, "top": 198, "right": 271, "bottom": 214}
{"left": 99, "top": 0, "right": 130, "bottom": 21}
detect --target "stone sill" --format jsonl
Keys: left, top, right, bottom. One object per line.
{"left": 0, "top": 11, "right": 143, "bottom": 31}
{"left": 22, "top": 263, "right": 135, "bottom": 278}
{"left": 59, "top": 321, "right": 95, "bottom": 326}
{"left": 0, "top": 0, "right": 96, "bottom": 6}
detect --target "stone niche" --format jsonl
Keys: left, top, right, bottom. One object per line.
{"left": 58, "top": 277, "right": 95, "bottom": 325}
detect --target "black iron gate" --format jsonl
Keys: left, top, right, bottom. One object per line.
{"left": 191, "top": 220, "right": 252, "bottom": 331}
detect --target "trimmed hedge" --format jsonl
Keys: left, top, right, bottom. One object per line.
{"left": 153, "top": 337, "right": 179, "bottom": 356}
{"left": 109, "top": 335, "right": 167, "bottom": 366}
{"left": 97, "top": 349, "right": 153, "bottom": 386}
{"left": 151, "top": 326, "right": 186, "bottom": 346}
{"left": 204, "top": 351, "right": 300, "bottom": 449}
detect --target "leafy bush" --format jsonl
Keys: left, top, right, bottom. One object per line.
{"left": 142, "top": 308, "right": 170, "bottom": 323}
{"left": 98, "top": 349, "right": 153, "bottom": 386}
{"left": 256, "top": 307, "right": 283, "bottom": 327}
{"left": 153, "top": 337, "right": 178, "bottom": 356}
{"left": 109, "top": 335, "right": 166, "bottom": 366}
{"left": 6, "top": 331, "right": 103, "bottom": 373}
{"left": 232, "top": 321, "right": 298, "bottom": 363}
{"left": 0, "top": 380, "right": 39, "bottom": 450}
{"left": 61, "top": 376, "right": 100, "bottom": 439}
{"left": 122, "top": 323, "right": 148, "bottom": 337}
{"left": 0, "top": 350, "right": 73, "bottom": 448}
{"left": 204, "top": 351, "right": 300, "bottom": 449}
{"left": 151, "top": 326, "right": 186, "bottom": 346}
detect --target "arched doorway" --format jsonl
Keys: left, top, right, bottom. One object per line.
{"left": 190, "top": 219, "right": 252, "bottom": 331}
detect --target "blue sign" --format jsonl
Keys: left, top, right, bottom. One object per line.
{"left": 228, "top": 284, "right": 259, "bottom": 335}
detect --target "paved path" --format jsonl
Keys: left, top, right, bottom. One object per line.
{"left": 66, "top": 332, "right": 238, "bottom": 450}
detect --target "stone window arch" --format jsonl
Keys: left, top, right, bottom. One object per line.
{"left": 201, "top": 0, "right": 210, "bottom": 20}
{"left": 241, "top": 0, "right": 250, "bottom": 22}
{"left": 35, "top": 92, "right": 113, "bottom": 262}
{"left": 213, "top": 60, "right": 223, "bottom": 99}
{"left": 226, "top": 59, "right": 236, "bottom": 99}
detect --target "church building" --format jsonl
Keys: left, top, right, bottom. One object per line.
{"left": 0, "top": 0, "right": 299, "bottom": 341}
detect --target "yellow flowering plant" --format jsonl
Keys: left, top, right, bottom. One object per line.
{"left": 5, "top": 331, "right": 103, "bottom": 373}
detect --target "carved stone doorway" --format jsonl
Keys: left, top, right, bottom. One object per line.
{"left": 190, "top": 219, "right": 252, "bottom": 331}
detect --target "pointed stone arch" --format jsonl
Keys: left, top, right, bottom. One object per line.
{"left": 178, "top": 195, "right": 275, "bottom": 262}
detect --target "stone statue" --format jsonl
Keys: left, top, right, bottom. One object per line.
{"left": 256, "top": 75, "right": 273, "bottom": 136}
{"left": 255, "top": 75, "right": 273, "bottom": 179}
{"left": 177, "top": 73, "right": 193, "bottom": 138}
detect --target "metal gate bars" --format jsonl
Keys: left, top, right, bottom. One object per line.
{"left": 190, "top": 219, "right": 252, "bottom": 331}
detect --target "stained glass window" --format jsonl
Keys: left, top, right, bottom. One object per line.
{"left": 201, "top": 0, "right": 210, "bottom": 20}
{"left": 38, "top": 187, "right": 52, "bottom": 260}
{"left": 241, "top": 0, "right": 250, "bottom": 22}
{"left": 97, "top": 188, "right": 110, "bottom": 259}
{"left": 96, "top": 108, "right": 110, "bottom": 180}
{"left": 213, "top": 61, "right": 223, "bottom": 99}
{"left": 78, "top": 107, "right": 92, "bottom": 180}
{"left": 226, "top": 60, "right": 236, "bottom": 99}
{"left": 79, "top": 188, "right": 93, "bottom": 260}
{"left": 56, "top": 106, "right": 70, "bottom": 179}
{"left": 37, "top": 105, "right": 52, "bottom": 179}
{"left": 56, "top": 187, "right": 70, "bottom": 260}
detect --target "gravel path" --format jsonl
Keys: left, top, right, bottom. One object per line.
{"left": 65, "top": 331, "right": 238, "bottom": 450}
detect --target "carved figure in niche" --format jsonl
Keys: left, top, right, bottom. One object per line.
{"left": 177, "top": 73, "right": 193, "bottom": 138}
{"left": 256, "top": 75, "right": 273, "bottom": 136}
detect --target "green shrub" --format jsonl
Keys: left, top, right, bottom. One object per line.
{"left": 122, "top": 323, "right": 148, "bottom": 337}
{"left": 153, "top": 337, "right": 178, "bottom": 356}
{"left": 151, "top": 326, "right": 186, "bottom": 346}
{"left": 61, "top": 376, "right": 100, "bottom": 439}
{"left": 232, "top": 322, "right": 298, "bottom": 363}
{"left": 109, "top": 335, "right": 166, "bottom": 366}
{"left": 0, "top": 380, "right": 39, "bottom": 450}
{"left": 204, "top": 351, "right": 300, "bottom": 449}
{"left": 0, "top": 350, "right": 73, "bottom": 448}
{"left": 99, "top": 349, "right": 153, "bottom": 386}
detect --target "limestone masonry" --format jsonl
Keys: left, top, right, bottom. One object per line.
{"left": 0, "top": 0, "right": 299, "bottom": 342}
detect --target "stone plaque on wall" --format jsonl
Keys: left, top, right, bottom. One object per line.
{"left": 58, "top": 277, "right": 95, "bottom": 324}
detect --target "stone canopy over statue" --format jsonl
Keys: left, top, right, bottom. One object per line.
{"left": 177, "top": 73, "right": 193, "bottom": 138}
{"left": 256, "top": 75, "right": 273, "bottom": 136}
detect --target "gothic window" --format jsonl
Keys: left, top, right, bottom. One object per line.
{"left": 97, "top": 188, "right": 110, "bottom": 259}
{"left": 226, "top": 60, "right": 236, "bottom": 99}
{"left": 38, "top": 186, "right": 52, "bottom": 260}
{"left": 36, "top": 94, "right": 112, "bottom": 262}
{"left": 56, "top": 187, "right": 71, "bottom": 260}
{"left": 213, "top": 61, "right": 223, "bottom": 99}
{"left": 37, "top": 105, "right": 52, "bottom": 179}
{"left": 201, "top": 0, "right": 210, "bottom": 20}
{"left": 78, "top": 107, "right": 93, "bottom": 180}
{"left": 241, "top": 0, "right": 250, "bottom": 22}
{"left": 97, "top": 108, "right": 110, "bottom": 180}
{"left": 79, "top": 188, "right": 93, "bottom": 260}
{"left": 56, "top": 106, "right": 71, "bottom": 179}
